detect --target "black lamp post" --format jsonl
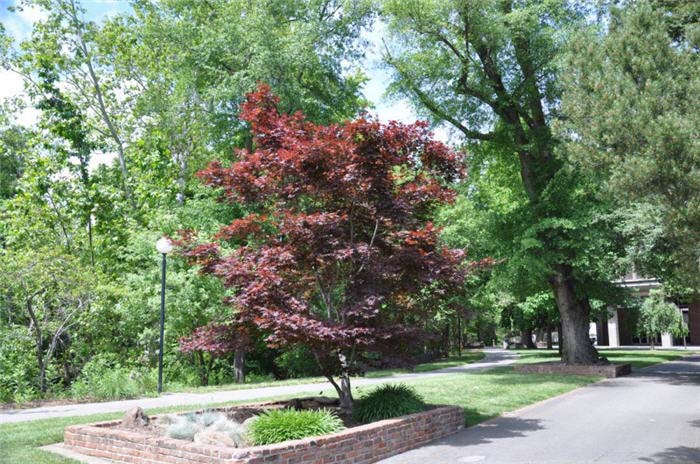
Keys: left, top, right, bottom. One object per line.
{"left": 155, "top": 236, "right": 173, "bottom": 394}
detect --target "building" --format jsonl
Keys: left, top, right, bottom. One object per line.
{"left": 591, "top": 272, "right": 700, "bottom": 348}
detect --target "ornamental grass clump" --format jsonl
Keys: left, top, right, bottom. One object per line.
{"left": 353, "top": 384, "right": 427, "bottom": 424}
{"left": 247, "top": 409, "right": 345, "bottom": 445}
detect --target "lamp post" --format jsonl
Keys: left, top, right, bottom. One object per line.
{"left": 155, "top": 236, "right": 173, "bottom": 394}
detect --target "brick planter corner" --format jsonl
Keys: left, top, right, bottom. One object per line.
{"left": 513, "top": 362, "right": 631, "bottom": 378}
{"left": 64, "top": 405, "right": 463, "bottom": 464}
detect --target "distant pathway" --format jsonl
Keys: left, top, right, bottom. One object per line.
{"left": 380, "top": 355, "right": 700, "bottom": 464}
{"left": 0, "top": 349, "right": 516, "bottom": 424}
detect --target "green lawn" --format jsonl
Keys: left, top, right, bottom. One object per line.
{"left": 169, "top": 350, "right": 485, "bottom": 393}
{"left": 514, "top": 348, "right": 696, "bottom": 369}
{"left": 363, "top": 350, "right": 485, "bottom": 378}
{"left": 1, "top": 359, "right": 598, "bottom": 464}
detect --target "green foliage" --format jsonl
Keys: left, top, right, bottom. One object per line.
{"left": 274, "top": 346, "right": 322, "bottom": 379}
{"left": 638, "top": 289, "right": 688, "bottom": 342}
{"left": 248, "top": 409, "right": 345, "bottom": 445}
{"left": 0, "top": 329, "right": 39, "bottom": 403}
{"left": 69, "top": 355, "right": 158, "bottom": 400}
{"left": 560, "top": 1, "right": 700, "bottom": 288}
{"left": 381, "top": 1, "right": 628, "bottom": 364}
{"left": 353, "top": 384, "right": 427, "bottom": 424}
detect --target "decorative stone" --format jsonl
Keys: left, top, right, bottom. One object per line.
{"left": 121, "top": 407, "right": 150, "bottom": 428}
{"left": 193, "top": 430, "right": 239, "bottom": 447}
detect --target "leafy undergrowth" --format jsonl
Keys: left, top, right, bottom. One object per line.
{"left": 513, "top": 349, "right": 695, "bottom": 369}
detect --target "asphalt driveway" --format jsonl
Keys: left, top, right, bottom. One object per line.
{"left": 380, "top": 355, "right": 700, "bottom": 464}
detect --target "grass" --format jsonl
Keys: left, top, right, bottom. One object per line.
{"left": 402, "top": 367, "right": 600, "bottom": 425}
{"left": 363, "top": 350, "right": 485, "bottom": 378}
{"left": 514, "top": 348, "right": 696, "bottom": 369}
{"left": 1, "top": 366, "right": 597, "bottom": 464}
{"left": 170, "top": 351, "right": 485, "bottom": 392}
{"left": 7, "top": 348, "right": 683, "bottom": 463}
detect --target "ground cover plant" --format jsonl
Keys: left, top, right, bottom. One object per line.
{"left": 353, "top": 384, "right": 426, "bottom": 424}
{"left": 247, "top": 409, "right": 345, "bottom": 445}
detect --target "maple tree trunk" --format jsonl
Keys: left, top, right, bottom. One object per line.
{"left": 550, "top": 265, "right": 600, "bottom": 364}
{"left": 338, "top": 371, "right": 353, "bottom": 413}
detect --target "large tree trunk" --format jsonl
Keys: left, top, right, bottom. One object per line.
{"left": 233, "top": 350, "right": 246, "bottom": 384}
{"left": 520, "top": 328, "right": 536, "bottom": 349}
{"left": 550, "top": 265, "right": 600, "bottom": 364}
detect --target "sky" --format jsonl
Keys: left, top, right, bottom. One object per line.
{"left": 0, "top": 0, "right": 449, "bottom": 138}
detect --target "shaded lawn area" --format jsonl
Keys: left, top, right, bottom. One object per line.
{"left": 1, "top": 363, "right": 595, "bottom": 464}
{"left": 363, "top": 350, "right": 485, "bottom": 378}
{"left": 514, "top": 349, "right": 696, "bottom": 369}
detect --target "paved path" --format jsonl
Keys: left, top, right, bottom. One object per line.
{"left": 0, "top": 349, "right": 516, "bottom": 424}
{"left": 380, "top": 355, "right": 700, "bottom": 464}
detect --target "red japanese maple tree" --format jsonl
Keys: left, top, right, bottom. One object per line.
{"left": 185, "top": 84, "right": 470, "bottom": 411}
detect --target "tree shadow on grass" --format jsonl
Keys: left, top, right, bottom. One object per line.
{"left": 638, "top": 446, "right": 700, "bottom": 463}
{"left": 467, "top": 367, "right": 600, "bottom": 387}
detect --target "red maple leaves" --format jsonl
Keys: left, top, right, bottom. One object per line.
{"left": 184, "top": 84, "right": 471, "bottom": 383}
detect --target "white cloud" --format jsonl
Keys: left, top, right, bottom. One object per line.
{"left": 16, "top": 3, "right": 48, "bottom": 25}
{"left": 0, "top": 69, "right": 25, "bottom": 99}
{"left": 359, "top": 20, "right": 452, "bottom": 144}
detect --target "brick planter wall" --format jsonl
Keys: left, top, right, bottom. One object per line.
{"left": 513, "top": 362, "right": 631, "bottom": 378}
{"left": 64, "top": 405, "right": 463, "bottom": 464}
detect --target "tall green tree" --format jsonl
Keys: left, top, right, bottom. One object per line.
{"left": 560, "top": 1, "right": 700, "bottom": 290}
{"left": 638, "top": 289, "right": 687, "bottom": 350}
{"left": 98, "top": 0, "right": 372, "bottom": 206}
{"left": 381, "top": 0, "right": 622, "bottom": 363}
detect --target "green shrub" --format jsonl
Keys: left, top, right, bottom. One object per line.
{"left": 275, "top": 346, "right": 321, "bottom": 379}
{"left": 353, "top": 384, "right": 427, "bottom": 424}
{"left": 248, "top": 409, "right": 345, "bottom": 445}
{"left": 69, "top": 355, "right": 158, "bottom": 400}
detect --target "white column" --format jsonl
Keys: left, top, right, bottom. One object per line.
{"left": 607, "top": 308, "right": 620, "bottom": 347}
{"left": 661, "top": 332, "right": 673, "bottom": 348}
{"left": 589, "top": 322, "right": 598, "bottom": 346}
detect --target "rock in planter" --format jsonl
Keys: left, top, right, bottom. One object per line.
{"left": 121, "top": 407, "right": 149, "bottom": 428}
{"left": 193, "top": 430, "right": 239, "bottom": 447}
